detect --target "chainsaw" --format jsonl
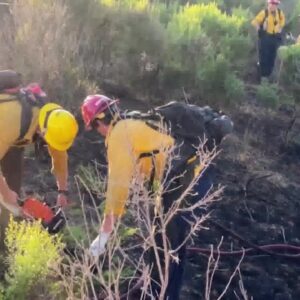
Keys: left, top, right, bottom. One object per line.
{"left": 20, "top": 197, "right": 66, "bottom": 234}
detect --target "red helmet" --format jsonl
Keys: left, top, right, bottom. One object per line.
{"left": 22, "top": 83, "right": 47, "bottom": 105}
{"left": 25, "top": 83, "right": 47, "bottom": 97}
{"left": 81, "top": 94, "right": 119, "bottom": 129}
{"left": 268, "top": 0, "right": 280, "bottom": 4}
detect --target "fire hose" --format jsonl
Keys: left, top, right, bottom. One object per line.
{"left": 112, "top": 219, "right": 300, "bottom": 300}
{"left": 187, "top": 219, "right": 300, "bottom": 259}
{"left": 20, "top": 203, "right": 300, "bottom": 259}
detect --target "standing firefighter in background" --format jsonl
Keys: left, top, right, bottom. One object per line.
{"left": 0, "top": 70, "right": 78, "bottom": 245}
{"left": 81, "top": 95, "right": 233, "bottom": 299}
{"left": 252, "top": 0, "right": 285, "bottom": 80}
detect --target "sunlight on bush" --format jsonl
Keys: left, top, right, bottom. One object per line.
{"left": 4, "top": 218, "right": 63, "bottom": 300}
{"left": 100, "top": 0, "right": 149, "bottom": 11}
{"left": 162, "top": 3, "right": 250, "bottom": 102}
{"left": 167, "top": 3, "right": 244, "bottom": 42}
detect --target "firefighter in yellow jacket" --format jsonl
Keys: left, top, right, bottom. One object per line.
{"left": 0, "top": 70, "right": 78, "bottom": 239}
{"left": 81, "top": 94, "right": 173, "bottom": 227}
{"left": 252, "top": 0, "right": 285, "bottom": 79}
{"left": 80, "top": 94, "right": 233, "bottom": 300}
{"left": 81, "top": 94, "right": 180, "bottom": 298}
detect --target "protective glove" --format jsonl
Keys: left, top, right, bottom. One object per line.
{"left": 89, "top": 232, "right": 110, "bottom": 258}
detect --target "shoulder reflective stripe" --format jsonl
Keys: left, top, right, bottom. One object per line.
{"left": 187, "top": 155, "right": 197, "bottom": 164}
{"left": 194, "top": 164, "right": 204, "bottom": 178}
{"left": 139, "top": 150, "right": 160, "bottom": 159}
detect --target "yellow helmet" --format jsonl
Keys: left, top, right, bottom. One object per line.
{"left": 39, "top": 103, "right": 78, "bottom": 151}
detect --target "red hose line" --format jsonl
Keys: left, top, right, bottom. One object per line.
{"left": 187, "top": 219, "right": 300, "bottom": 258}
{"left": 187, "top": 243, "right": 300, "bottom": 258}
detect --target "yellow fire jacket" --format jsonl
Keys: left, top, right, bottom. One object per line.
{"left": 0, "top": 94, "right": 67, "bottom": 179}
{"left": 104, "top": 119, "right": 174, "bottom": 216}
{"left": 252, "top": 8, "right": 285, "bottom": 35}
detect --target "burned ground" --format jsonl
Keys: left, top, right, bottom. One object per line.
{"left": 22, "top": 99, "right": 300, "bottom": 300}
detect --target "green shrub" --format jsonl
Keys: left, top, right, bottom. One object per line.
{"left": 0, "top": 0, "right": 96, "bottom": 108}
{"left": 100, "top": 0, "right": 149, "bottom": 11}
{"left": 62, "top": 225, "right": 87, "bottom": 249}
{"left": 198, "top": 54, "right": 230, "bottom": 98}
{"left": 3, "top": 218, "right": 63, "bottom": 300}
{"left": 0, "top": 0, "right": 254, "bottom": 106}
{"left": 167, "top": 3, "right": 244, "bottom": 42}
{"left": 256, "top": 80, "right": 279, "bottom": 109}
{"left": 225, "top": 73, "right": 245, "bottom": 104}
{"left": 163, "top": 3, "right": 250, "bottom": 102}
{"left": 278, "top": 44, "right": 300, "bottom": 103}
{"left": 77, "top": 164, "right": 106, "bottom": 198}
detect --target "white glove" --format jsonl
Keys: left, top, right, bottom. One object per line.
{"left": 89, "top": 232, "right": 110, "bottom": 258}
{"left": 0, "top": 194, "right": 21, "bottom": 216}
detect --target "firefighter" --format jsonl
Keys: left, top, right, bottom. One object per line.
{"left": 0, "top": 70, "right": 78, "bottom": 244}
{"left": 81, "top": 94, "right": 233, "bottom": 299}
{"left": 252, "top": 0, "right": 285, "bottom": 79}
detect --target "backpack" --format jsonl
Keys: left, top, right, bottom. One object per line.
{"left": 0, "top": 70, "right": 47, "bottom": 146}
{"left": 0, "top": 91, "right": 46, "bottom": 146}
{"left": 122, "top": 101, "right": 233, "bottom": 174}
{"left": 0, "top": 70, "right": 21, "bottom": 90}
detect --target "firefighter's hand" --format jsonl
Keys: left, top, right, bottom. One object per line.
{"left": 0, "top": 190, "right": 22, "bottom": 216}
{"left": 89, "top": 232, "right": 110, "bottom": 258}
{"left": 4, "top": 189, "right": 18, "bottom": 206}
{"left": 56, "top": 192, "right": 68, "bottom": 208}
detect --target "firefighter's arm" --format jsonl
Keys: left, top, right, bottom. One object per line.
{"left": 251, "top": 10, "right": 265, "bottom": 30}
{"left": 89, "top": 122, "right": 134, "bottom": 258}
{"left": 104, "top": 123, "right": 135, "bottom": 217}
{"left": 89, "top": 213, "right": 116, "bottom": 258}
{"left": 47, "top": 146, "right": 69, "bottom": 207}
{"left": 279, "top": 11, "right": 285, "bottom": 29}
{"left": 89, "top": 121, "right": 174, "bottom": 258}
{"left": 0, "top": 146, "right": 21, "bottom": 215}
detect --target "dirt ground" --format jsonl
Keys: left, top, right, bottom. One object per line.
{"left": 22, "top": 97, "right": 300, "bottom": 300}
{"left": 182, "top": 104, "right": 300, "bottom": 300}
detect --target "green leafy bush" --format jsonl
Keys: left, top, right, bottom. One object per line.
{"left": 2, "top": 0, "right": 299, "bottom": 108}
{"left": 225, "top": 73, "right": 245, "bottom": 104}
{"left": 3, "top": 218, "right": 63, "bottom": 300}
{"left": 278, "top": 44, "right": 300, "bottom": 103}
{"left": 163, "top": 3, "right": 250, "bottom": 102}
{"left": 0, "top": 0, "right": 96, "bottom": 108}
{"left": 100, "top": 0, "right": 149, "bottom": 11}
{"left": 256, "top": 80, "right": 279, "bottom": 109}
{"left": 77, "top": 164, "right": 106, "bottom": 197}
{"left": 62, "top": 225, "right": 87, "bottom": 249}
